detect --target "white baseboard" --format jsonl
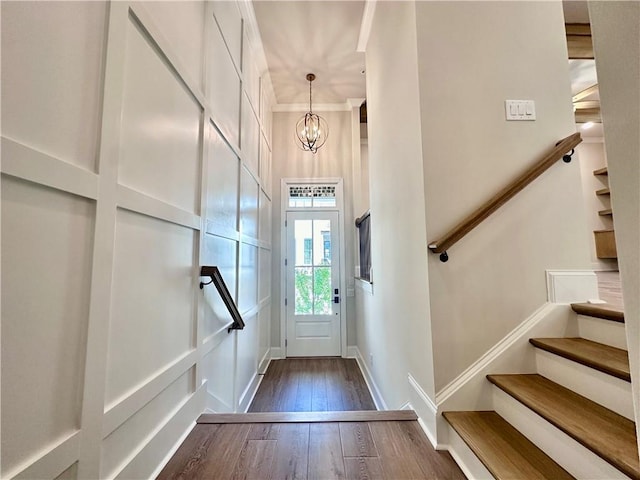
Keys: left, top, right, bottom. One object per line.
{"left": 546, "top": 270, "right": 599, "bottom": 303}
{"left": 407, "top": 374, "right": 438, "bottom": 448}
{"left": 258, "top": 348, "right": 271, "bottom": 374}
{"left": 238, "top": 372, "right": 261, "bottom": 413}
{"left": 270, "top": 347, "right": 284, "bottom": 359}
{"left": 205, "top": 390, "right": 233, "bottom": 413}
{"left": 348, "top": 346, "right": 387, "bottom": 410}
{"left": 149, "top": 420, "right": 197, "bottom": 479}
{"left": 118, "top": 384, "right": 205, "bottom": 479}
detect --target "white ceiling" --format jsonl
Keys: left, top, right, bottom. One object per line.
{"left": 253, "top": 0, "right": 601, "bottom": 139}
{"left": 252, "top": 0, "right": 366, "bottom": 106}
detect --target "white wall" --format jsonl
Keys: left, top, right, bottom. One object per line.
{"left": 1, "top": 1, "right": 273, "bottom": 478}
{"left": 415, "top": 1, "right": 592, "bottom": 391}
{"left": 270, "top": 109, "right": 357, "bottom": 353}
{"left": 360, "top": 0, "right": 437, "bottom": 410}
{"left": 589, "top": 0, "right": 640, "bottom": 450}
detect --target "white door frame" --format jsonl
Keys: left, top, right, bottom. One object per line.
{"left": 280, "top": 178, "right": 347, "bottom": 357}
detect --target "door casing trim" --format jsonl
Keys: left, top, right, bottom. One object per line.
{"left": 280, "top": 177, "right": 347, "bottom": 358}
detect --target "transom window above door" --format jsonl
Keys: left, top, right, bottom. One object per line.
{"left": 288, "top": 185, "right": 336, "bottom": 208}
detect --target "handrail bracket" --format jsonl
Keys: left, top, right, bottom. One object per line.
{"left": 200, "top": 266, "right": 245, "bottom": 332}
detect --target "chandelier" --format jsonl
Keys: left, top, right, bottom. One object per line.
{"left": 295, "top": 73, "right": 328, "bottom": 153}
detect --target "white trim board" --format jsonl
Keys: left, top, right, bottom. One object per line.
{"left": 349, "top": 347, "right": 387, "bottom": 410}
{"left": 407, "top": 374, "right": 438, "bottom": 448}
{"left": 356, "top": 0, "right": 378, "bottom": 52}
{"left": 546, "top": 270, "right": 599, "bottom": 303}
{"left": 279, "top": 178, "right": 347, "bottom": 358}
{"left": 272, "top": 103, "right": 353, "bottom": 113}
{"left": 434, "top": 303, "right": 578, "bottom": 445}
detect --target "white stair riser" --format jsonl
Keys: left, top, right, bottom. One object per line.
{"left": 493, "top": 387, "right": 631, "bottom": 480}
{"left": 577, "top": 314, "right": 627, "bottom": 349}
{"left": 535, "top": 350, "right": 634, "bottom": 420}
{"left": 445, "top": 424, "right": 495, "bottom": 480}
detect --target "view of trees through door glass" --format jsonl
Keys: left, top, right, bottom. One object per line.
{"left": 294, "top": 219, "right": 332, "bottom": 315}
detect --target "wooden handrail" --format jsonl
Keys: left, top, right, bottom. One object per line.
{"left": 428, "top": 132, "right": 582, "bottom": 261}
{"left": 200, "top": 266, "right": 245, "bottom": 332}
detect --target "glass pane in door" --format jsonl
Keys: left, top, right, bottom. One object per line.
{"left": 293, "top": 219, "right": 333, "bottom": 316}
{"left": 313, "top": 267, "right": 331, "bottom": 314}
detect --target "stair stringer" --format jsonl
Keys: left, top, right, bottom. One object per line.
{"left": 435, "top": 303, "right": 576, "bottom": 449}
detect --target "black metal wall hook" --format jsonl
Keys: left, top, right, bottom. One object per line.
{"left": 562, "top": 148, "right": 575, "bottom": 163}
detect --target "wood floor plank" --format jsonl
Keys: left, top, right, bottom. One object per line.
{"left": 393, "top": 420, "right": 465, "bottom": 479}
{"left": 247, "top": 423, "right": 280, "bottom": 440}
{"left": 369, "top": 421, "right": 427, "bottom": 479}
{"left": 326, "top": 359, "right": 346, "bottom": 411}
{"left": 339, "top": 422, "right": 378, "bottom": 457}
{"left": 249, "top": 358, "right": 376, "bottom": 413}
{"left": 346, "top": 360, "right": 377, "bottom": 410}
{"left": 308, "top": 423, "right": 346, "bottom": 479}
{"left": 444, "top": 411, "right": 574, "bottom": 480}
{"left": 157, "top": 424, "right": 251, "bottom": 479}
{"left": 198, "top": 410, "right": 417, "bottom": 424}
{"left": 156, "top": 424, "right": 221, "bottom": 480}
{"left": 232, "top": 439, "right": 277, "bottom": 479}
{"left": 530, "top": 337, "right": 630, "bottom": 381}
{"left": 270, "top": 423, "right": 310, "bottom": 480}
{"left": 311, "top": 357, "right": 329, "bottom": 411}
{"left": 488, "top": 374, "right": 640, "bottom": 479}
{"left": 295, "top": 362, "right": 314, "bottom": 412}
{"left": 344, "top": 457, "right": 385, "bottom": 480}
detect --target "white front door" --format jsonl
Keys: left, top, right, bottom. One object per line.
{"left": 285, "top": 211, "right": 341, "bottom": 356}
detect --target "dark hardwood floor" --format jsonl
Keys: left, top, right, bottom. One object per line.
{"left": 157, "top": 358, "right": 466, "bottom": 479}
{"left": 249, "top": 358, "right": 377, "bottom": 412}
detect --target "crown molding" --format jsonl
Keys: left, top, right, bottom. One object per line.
{"left": 357, "top": 0, "right": 378, "bottom": 52}
{"left": 347, "top": 98, "right": 366, "bottom": 109}
{"left": 272, "top": 103, "right": 353, "bottom": 113}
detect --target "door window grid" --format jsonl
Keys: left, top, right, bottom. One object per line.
{"left": 288, "top": 185, "right": 336, "bottom": 208}
{"left": 294, "top": 219, "right": 332, "bottom": 315}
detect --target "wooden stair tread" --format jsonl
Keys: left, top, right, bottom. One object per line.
{"left": 443, "top": 411, "right": 575, "bottom": 480}
{"left": 593, "top": 167, "right": 609, "bottom": 176}
{"left": 197, "top": 410, "right": 416, "bottom": 424}
{"left": 596, "top": 187, "right": 611, "bottom": 195}
{"left": 571, "top": 302, "right": 624, "bottom": 322}
{"left": 530, "top": 337, "right": 630, "bottom": 381}
{"left": 487, "top": 374, "right": 639, "bottom": 479}
{"left": 598, "top": 208, "right": 613, "bottom": 216}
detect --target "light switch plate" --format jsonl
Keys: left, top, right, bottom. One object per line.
{"left": 505, "top": 100, "right": 536, "bottom": 121}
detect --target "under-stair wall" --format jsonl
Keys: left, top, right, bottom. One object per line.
{"left": 1, "top": 2, "right": 273, "bottom": 478}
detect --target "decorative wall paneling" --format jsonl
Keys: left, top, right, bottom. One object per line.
{"left": 1, "top": 1, "right": 273, "bottom": 478}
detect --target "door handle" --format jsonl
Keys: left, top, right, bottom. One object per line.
{"left": 334, "top": 296, "right": 340, "bottom": 304}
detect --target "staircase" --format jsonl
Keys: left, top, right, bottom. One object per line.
{"left": 444, "top": 303, "right": 639, "bottom": 479}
